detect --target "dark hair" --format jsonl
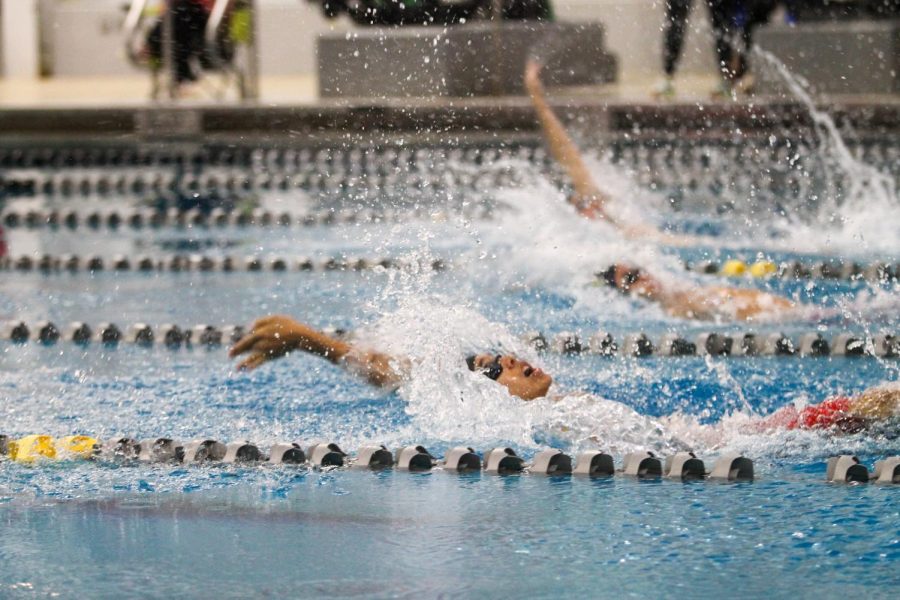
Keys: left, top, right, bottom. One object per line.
{"left": 465, "top": 354, "right": 503, "bottom": 381}
{"left": 600, "top": 265, "right": 618, "bottom": 288}
{"left": 599, "top": 265, "right": 641, "bottom": 293}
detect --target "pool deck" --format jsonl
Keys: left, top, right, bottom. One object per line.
{"left": 0, "top": 74, "right": 897, "bottom": 141}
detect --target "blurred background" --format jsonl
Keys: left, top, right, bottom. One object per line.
{"left": 0, "top": 0, "right": 897, "bottom": 106}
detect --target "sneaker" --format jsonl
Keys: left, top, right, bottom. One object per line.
{"left": 651, "top": 76, "right": 675, "bottom": 99}
{"left": 710, "top": 80, "right": 737, "bottom": 101}
{"left": 173, "top": 81, "right": 206, "bottom": 101}
{"left": 735, "top": 73, "right": 756, "bottom": 97}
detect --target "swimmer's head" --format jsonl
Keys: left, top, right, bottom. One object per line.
{"left": 600, "top": 264, "right": 643, "bottom": 293}
{"left": 466, "top": 353, "right": 552, "bottom": 401}
{"left": 850, "top": 386, "right": 900, "bottom": 420}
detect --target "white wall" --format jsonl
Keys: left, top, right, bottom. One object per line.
{"left": 1, "top": 0, "right": 41, "bottom": 77}
{"left": 33, "top": 0, "right": 720, "bottom": 80}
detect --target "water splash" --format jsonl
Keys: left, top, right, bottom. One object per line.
{"left": 347, "top": 296, "right": 899, "bottom": 459}
{"left": 755, "top": 48, "right": 899, "bottom": 255}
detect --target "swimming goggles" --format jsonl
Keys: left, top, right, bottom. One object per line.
{"left": 600, "top": 265, "right": 642, "bottom": 293}
{"left": 466, "top": 354, "right": 504, "bottom": 381}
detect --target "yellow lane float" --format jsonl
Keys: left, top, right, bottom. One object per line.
{"left": 749, "top": 260, "right": 777, "bottom": 278}
{"left": 56, "top": 435, "right": 100, "bottom": 459}
{"left": 720, "top": 259, "right": 747, "bottom": 277}
{"left": 2, "top": 434, "right": 100, "bottom": 462}
{"left": 7, "top": 435, "right": 57, "bottom": 463}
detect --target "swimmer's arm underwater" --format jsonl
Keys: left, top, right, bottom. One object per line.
{"left": 229, "top": 315, "right": 403, "bottom": 387}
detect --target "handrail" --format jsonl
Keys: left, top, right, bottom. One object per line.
{"left": 123, "top": 0, "right": 153, "bottom": 68}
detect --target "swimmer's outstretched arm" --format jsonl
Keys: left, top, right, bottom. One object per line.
{"left": 229, "top": 315, "right": 403, "bottom": 387}
{"left": 524, "top": 60, "right": 614, "bottom": 222}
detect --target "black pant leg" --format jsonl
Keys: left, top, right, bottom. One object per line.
{"left": 663, "top": 0, "right": 694, "bottom": 76}
{"left": 706, "top": 0, "right": 736, "bottom": 80}
{"left": 170, "top": 0, "right": 209, "bottom": 83}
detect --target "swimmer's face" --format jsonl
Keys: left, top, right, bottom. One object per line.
{"left": 471, "top": 353, "right": 552, "bottom": 400}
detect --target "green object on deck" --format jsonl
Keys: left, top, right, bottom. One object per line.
{"left": 229, "top": 8, "right": 252, "bottom": 44}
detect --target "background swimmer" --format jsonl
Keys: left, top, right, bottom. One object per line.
{"left": 601, "top": 263, "right": 794, "bottom": 321}
{"left": 526, "top": 59, "right": 797, "bottom": 322}
{"left": 524, "top": 59, "right": 688, "bottom": 244}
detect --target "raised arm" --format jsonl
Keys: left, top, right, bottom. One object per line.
{"left": 524, "top": 60, "right": 614, "bottom": 222}
{"left": 525, "top": 61, "right": 702, "bottom": 247}
{"left": 229, "top": 315, "right": 403, "bottom": 387}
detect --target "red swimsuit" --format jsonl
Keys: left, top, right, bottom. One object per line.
{"left": 764, "top": 396, "right": 853, "bottom": 430}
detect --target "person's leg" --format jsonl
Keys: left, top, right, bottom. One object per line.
{"left": 706, "top": 0, "right": 738, "bottom": 89}
{"left": 169, "top": 0, "right": 209, "bottom": 84}
{"left": 736, "top": 1, "right": 778, "bottom": 85}
{"left": 663, "top": 0, "right": 693, "bottom": 77}
{"left": 706, "top": 0, "right": 732, "bottom": 78}
{"left": 185, "top": 1, "right": 211, "bottom": 71}
{"left": 145, "top": 19, "right": 163, "bottom": 63}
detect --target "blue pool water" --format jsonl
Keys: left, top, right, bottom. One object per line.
{"left": 2, "top": 140, "right": 899, "bottom": 598}
{"left": 2, "top": 471, "right": 899, "bottom": 598}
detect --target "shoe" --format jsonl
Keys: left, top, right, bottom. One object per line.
{"left": 710, "top": 80, "right": 737, "bottom": 101}
{"left": 173, "top": 81, "right": 205, "bottom": 100}
{"left": 651, "top": 76, "right": 675, "bottom": 99}
{"left": 735, "top": 73, "right": 756, "bottom": 97}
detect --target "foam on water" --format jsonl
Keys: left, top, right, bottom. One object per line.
{"left": 468, "top": 184, "right": 787, "bottom": 325}
{"left": 455, "top": 151, "right": 899, "bottom": 325}
{"left": 469, "top": 181, "right": 684, "bottom": 321}
{"left": 279, "top": 133, "right": 899, "bottom": 456}
{"left": 487, "top": 55, "right": 899, "bottom": 260}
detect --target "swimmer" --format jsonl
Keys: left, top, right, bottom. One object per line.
{"left": 753, "top": 384, "right": 900, "bottom": 434}
{"left": 600, "top": 263, "right": 794, "bottom": 321}
{"left": 230, "top": 315, "right": 898, "bottom": 438}
{"left": 229, "top": 315, "right": 551, "bottom": 400}
{"left": 525, "top": 60, "right": 796, "bottom": 322}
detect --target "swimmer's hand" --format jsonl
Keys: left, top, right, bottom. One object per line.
{"left": 524, "top": 59, "right": 543, "bottom": 93}
{"left": 229, "top": 314, "right": 399, "bottom": 387}
{"left": 229, "top": 315, "right": 321, "bottom": 371}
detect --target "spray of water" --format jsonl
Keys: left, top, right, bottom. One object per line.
{"left": 333, "top": 137, "right": 898, "bottom": 458}
{"left": 755, "top": 48, "right": 899, "bottom": 254}
{"left": 349, "top": 296, "right": 900, "bottom": 460}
